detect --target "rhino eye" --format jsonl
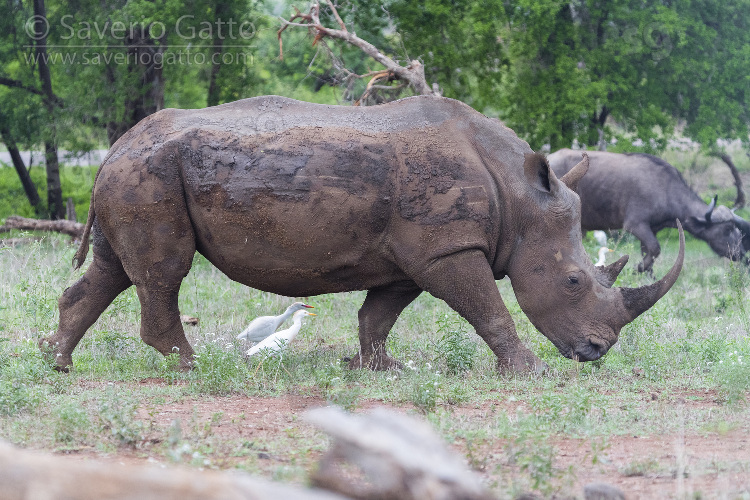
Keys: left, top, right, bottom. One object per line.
{"left": 568, "top": 276, "right": 579, "bottom": 285}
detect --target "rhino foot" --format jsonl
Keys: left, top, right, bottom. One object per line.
{"left": 348, "top": 352, "right": 403, "bottom": 371}
{"left": 496, "top": 349, "right": 547, "bottom": 375}
{"left": 38, "top": 337, "right": 72, "bottom": 373}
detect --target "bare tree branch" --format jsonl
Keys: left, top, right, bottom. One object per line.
{"left": 278, "top": 2, "right": 438, "bottom": 102}
{"left": 0, "top": 76, "right": 64, "bottom": 107}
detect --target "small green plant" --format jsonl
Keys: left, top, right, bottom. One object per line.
{"left": 713, "top": 348, "right": 750, "bottom": 406}
{"left": 159, "top": 349, "right": 183, "bottom": 385}
{"left": 53, "top": 400, "right": 91, "bottom": 445}
{"left": 95, "top": 390, "right": 144, "bottom": 447}
{"left": 409, "top": 362, "right": 442, "bottom": 414}
{"left": 190, "top": 338, "right": 248, "bottom": 395}
{"left": 505, "top": 433, "right": 572, "bottom": 497}
{"left": 620, "top": 458, "right": 660, "bottom": 477}
{"left": 435, "top": 315, "right": 476, "bottom": 375}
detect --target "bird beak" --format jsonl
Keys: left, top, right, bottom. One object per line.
{"left": 303, "top": 304, "right": 314, "bottom": 308}
{"left": 307, "top": 312, "right": 317, "bottom": 316}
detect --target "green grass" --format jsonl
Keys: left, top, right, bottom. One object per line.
{"left": 0, "top": 228, "right": 748, "bottom": 497}
{"left": 0, "top": 164, "right": 97, "bottom": 220}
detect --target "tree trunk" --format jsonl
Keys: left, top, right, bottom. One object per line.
{"left": 106, "top": 25, "right": 165, "bottom": 145}
{"left": 0, "top": 126, "right": 42, "bottom": 213}
{"left": 33, "top": 0, "right": 64, "bottom": 219}
{"left": 717, "top": 152, "right": 746, "bottom": 209}
{"left": 207, "top": 2, "right": 228, "bottom": 107}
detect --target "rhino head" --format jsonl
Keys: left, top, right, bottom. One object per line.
{"left": 506, "top": 153, "right": 684, "bottom": 362}
{"left": 685, "top": 196, "right": 746, "bottom": 262}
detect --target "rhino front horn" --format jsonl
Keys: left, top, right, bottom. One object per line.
{"left": 560, "top": 152, "right": 589, "bottom": 192}
{"left": 619, "top": 219, "right": 685, "bottom": 321}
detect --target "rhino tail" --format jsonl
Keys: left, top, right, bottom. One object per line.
{"left": 72, "top": 154, "right": 111, "bottom": 270}
{"left": 72, "top": 200, "right": 94, "bottom": 270}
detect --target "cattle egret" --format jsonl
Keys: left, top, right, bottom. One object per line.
{"left": 595, "top": 247, "right": 613, "bottom": 266}
{"left": 237, "top": 302, "right": 314, "bottom": 342}
{"left": 246, "top": 310, "right": 316, "bottom": 357}
{"left": 593, "top": 230, "right": 607, "bottom": 247}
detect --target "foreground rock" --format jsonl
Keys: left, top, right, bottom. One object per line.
{"left": 306, "top": 407, "right": 494, "bottom": 500}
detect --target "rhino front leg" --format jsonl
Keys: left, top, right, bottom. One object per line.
{"left": 349, "top": 283, "right": 422, "bottom": 371}
{"left": 413, "top": 250, "right": 545, "bottom": 374}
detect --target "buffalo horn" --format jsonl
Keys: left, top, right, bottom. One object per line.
{"left": 560, "top": 153, "right": 589, "bottom": 192}
{"left": 705, "top": 195, "right": 717, "bottom": 222}
{"left": 620, "top": 219, "right": 685, "bottom": 321}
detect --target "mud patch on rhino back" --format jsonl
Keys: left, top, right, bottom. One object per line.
{"left": 395, "top": 128, "right": 491, "bottom": 227}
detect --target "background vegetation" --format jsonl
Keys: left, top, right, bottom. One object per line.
{"left": 1, "top": 0, "right": 749, "bottom": 219}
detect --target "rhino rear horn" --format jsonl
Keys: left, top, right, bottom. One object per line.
{"left": 619, "top": 219, "right": 685, "bottom": 322}
{"left": 595, "top": 254, "right": 629, "bottom": 288}
{"left": 560, "top": 153, "right": 589, "bottom": 192}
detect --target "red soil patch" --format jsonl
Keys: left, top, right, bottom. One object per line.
{"left": 51, "top": 382, "right": 750, "bottom": 499}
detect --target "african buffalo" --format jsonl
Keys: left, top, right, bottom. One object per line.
{"left": 548, "top": 149, "right": 747, "bottom": 273}
{"left": 41, "top": 96, "right": 684, "bottom": 373}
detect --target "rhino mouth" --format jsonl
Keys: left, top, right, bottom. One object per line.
{"left": 571, "top": 339, "right": 609, "bottom": 362}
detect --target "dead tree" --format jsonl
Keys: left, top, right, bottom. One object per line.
{"left": 278, "top": 1, "right": 439, "bottom": 105}
{"left": 0, "top": 215, "right": 83, "bottom": 238}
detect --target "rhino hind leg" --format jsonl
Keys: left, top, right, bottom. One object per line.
{"left": 40, "top": 221, "right": 132, "bottom": 371}
{"left": 348, "top": 284, "right": 422, "bottom": 371}
{"left": 410, "top": 250, "right": 545, "bottom": 374}
{"left": 626, "top": 222, "right": 661, "bottom": 274}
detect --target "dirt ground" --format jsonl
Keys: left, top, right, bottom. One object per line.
{"left": 48, "top": 381, "right": 750, "bottom": 500}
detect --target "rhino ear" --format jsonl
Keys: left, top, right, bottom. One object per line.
{"left": 523, "top": 153, "right": 552, "bottom": 193}
{"left": 560, "top": 152, "right": 589, "bottom": 192}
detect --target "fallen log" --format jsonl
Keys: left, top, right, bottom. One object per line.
{"left": 0, "top": 440, "right": 347, "bottom": 500}
{"left": 0, "top": 215, "right": 84, "bottom": 238}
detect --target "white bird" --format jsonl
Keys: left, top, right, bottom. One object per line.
{"left": 246, "top": 310, "right": 316, "bottom": 357}
{"left": 237, "top": 302, "right": 314, "bottom": 342}
{"left": 593, "top": 230, "right": 608, "bottom": 247}
{"left": 595, "top": 246, "right": 613, "bottom": 266}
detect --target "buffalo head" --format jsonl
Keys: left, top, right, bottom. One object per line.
{"left": 685, "top": 196, "right": 746, "bottom": 262}
{"left": 506, "top": 153, "right": 684, "bottom": 362}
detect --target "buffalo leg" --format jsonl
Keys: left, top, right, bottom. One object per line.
{"left": 348, "top": 283, "right": 422, "bottom": 371}
{"left": 626, "top": 222, "right": 661, "bottom": 274}
{"left": 40, "top": 225, "right": 132, "bottom": 371}
{"left": 411, "top": 250, "right": 545, "bottom": 374}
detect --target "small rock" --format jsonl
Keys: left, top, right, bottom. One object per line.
{"left": 650, "top": 393, "right": 658, "bottom": 401}
{"left": 180, "top": 315, "right": 200, "bottom": 326}
{"left": 584, "top": 482, "right": 626, "bottom": 500}
{"left": 514, "top": 493, "right": 542, "bottom": 500}
{"left": 257, "top": 452, "right": 271, "bottom": 460}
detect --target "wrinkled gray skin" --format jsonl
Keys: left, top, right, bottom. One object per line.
{"left": 548, "top": 149, "right": 747, "bottom": 273}
{"left": 41, "top": 96, "right": 685, "bottom": 373}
